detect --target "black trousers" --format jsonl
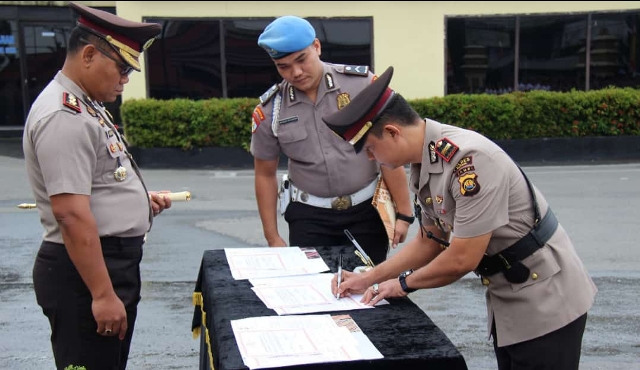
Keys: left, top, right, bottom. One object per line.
{"left": 493, "top": 313, "right": 588, "bottom": 370}
{"left": 33, "top": 237, "right": 144, "bottom": 370}
{"left": 285, "top": 198, "right": 389, "bottom": 265}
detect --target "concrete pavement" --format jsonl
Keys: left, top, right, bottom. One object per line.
{"left": 1, "top": 151, "right": 639, "bottom": 369}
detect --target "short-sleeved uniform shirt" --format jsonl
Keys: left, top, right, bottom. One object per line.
{"left": 250, "top": 62, "right": 379, "bottom": 198}
{"left": 23, "top": 71, "right": 151, "bottom": 244}
{"left": 411, "top": 118, "right": 597, "bottom": 347}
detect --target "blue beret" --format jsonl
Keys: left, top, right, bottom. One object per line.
{"left": 258, "top": 16, "right": 316, "bottom": 59}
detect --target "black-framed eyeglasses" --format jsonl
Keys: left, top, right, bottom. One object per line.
{"left": 79, "top": 37, "right": 134, "bottom": 76}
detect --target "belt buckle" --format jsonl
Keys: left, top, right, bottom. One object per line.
{"left": 331, "top": 196, "right": 352, "bottom": 210}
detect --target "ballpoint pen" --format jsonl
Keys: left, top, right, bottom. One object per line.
{"left": 343, "top": 229, "right": 375, "bottom": 268}
{"left": 336, "top": 253, "right": 343, "bottom": 299}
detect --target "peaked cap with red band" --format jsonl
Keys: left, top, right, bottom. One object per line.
{"left": 69, "top": 1, "right": 161, "bottom": 71}
{"left": 322, "top": 66, "right": 396, "bottom": 153}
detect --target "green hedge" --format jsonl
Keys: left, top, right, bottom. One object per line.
{"left": 120, "top": 88, "right": 640, "bottom": 149}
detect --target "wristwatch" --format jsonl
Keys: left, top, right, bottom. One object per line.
{"left": 396, "top": 212, "right": 415, "bottom": 224}
{"left": 398, "top": 269, "right": 417, "bottom": 293}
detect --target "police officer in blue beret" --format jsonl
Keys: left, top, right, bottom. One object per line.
{"left": 250, "top": 15, "right": 413, "bottom": 264}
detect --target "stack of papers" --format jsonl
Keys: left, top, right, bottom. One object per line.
{"left": 225, "top": 247, "right": 329, "bottom": 280}
{"left": 230, "top": 314, "right": 383, "bottom": 369}
{"left": 249, "top": 273, "right": 389, "bottom": 315}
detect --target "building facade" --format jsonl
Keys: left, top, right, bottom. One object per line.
{"left": 2, "top": 1, "right": 640, "bottom": 131}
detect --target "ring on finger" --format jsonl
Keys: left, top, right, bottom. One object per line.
{"left": 105, "top": 328, "right": 112, "bottom": 335}
{"left": 372, "top": 283, "right": 379, "bottom": 295}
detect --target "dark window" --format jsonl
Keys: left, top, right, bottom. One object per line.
{"left": 223, "top": 19, "right": 279, "bottom": 99}
{"left": 146, "top": 19, "right": 223, "bottom": 100}
{"left": 309, "top": 18, "right": 373, "bottom": 68}
{"left": 588, "top": 12, "right": 640, "bottom": 90}
{"left": 446, "top": 17, "right": 516, "bottom": 94}
{"left": 145, "top": 17, "right": 373, "bottom": 100}
{"left": 0, "top": 19, "right": 21, "bottom": 127}
{"left": 519, "top": 14, "right": 587, "bottom": 92}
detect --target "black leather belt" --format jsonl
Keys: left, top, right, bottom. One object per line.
{"left": 475, "top": 207, "right": 558, "bottom": 283}
{"left": 100, "top": 235, "right": 146, "bottom": 246}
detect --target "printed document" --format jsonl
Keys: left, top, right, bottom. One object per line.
{"left": 225, "top": 247, "right": 329, "bottom": 280}
{"left": 230, "top": 314, "right": 383, "bottom": 369}
{"left": 249, "top": 273, "right": 388, "bottom": 315}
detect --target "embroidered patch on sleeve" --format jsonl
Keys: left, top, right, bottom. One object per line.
{"left": 453, "top": 156, "right": 473, "bottom": 172}
{"left": 459, "top": 173, "right": 481, "bottom": 196}
{"left": 251, "top": 106, "right": 266, "bottom": 134}
{"left": 435, "top": 138, "right": 459, "bottom": 162}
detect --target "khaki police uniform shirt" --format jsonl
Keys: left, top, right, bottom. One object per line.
{"left": 411, "top": 118, "right": 597, "bottom": 347}
{"left": 250, "top": 62, "right": 379, "bottom": 198}
{"left": 23, "top": 71, "right": 151, "bottom": 244}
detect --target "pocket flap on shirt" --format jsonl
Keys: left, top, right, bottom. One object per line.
{"left": 510, "top": 246, "right": 560, "bottom": 292}
{"left": 277, "top": 123, "right": 308, "bottom": 144}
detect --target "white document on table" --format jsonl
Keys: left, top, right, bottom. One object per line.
{"left": 225, "top": 247, "right": 329, "bottom": 280}
{"left": 230, "top": 314, "right": 383, "bottom": 369}
{"left": 249, "top": 273, "right": 388, "bottom": 315}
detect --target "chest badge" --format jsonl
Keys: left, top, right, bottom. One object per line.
{"left": 114, "top": 165, "right": 127, "bottom": 182}
{"left": 337, "top": 93, "right": 351, "bottom": 110}
{"left": 425, "top": 197, "right": 433, "bottom": 205}
{"left": 435, "top": 195, "right": 443, "bottom": 204}
{"left": 459, "top": 173, "right": 481, "bottom": 196}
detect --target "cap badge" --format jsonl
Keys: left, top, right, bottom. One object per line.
{"left": 337, "top": 93, "right": 351, "bottom": 110}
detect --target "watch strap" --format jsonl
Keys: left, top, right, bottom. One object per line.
{"left": 396, "top": 212, "right": 415, "bottom": 224}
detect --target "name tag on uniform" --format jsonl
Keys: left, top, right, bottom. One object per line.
{"left": 278, "top": 116, "right": 298, "bottom": 125}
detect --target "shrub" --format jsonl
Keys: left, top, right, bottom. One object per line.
{"left": 120, "top": 88, "right": 640, "bottom": 149}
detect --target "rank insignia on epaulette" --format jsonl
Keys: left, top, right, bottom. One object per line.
{"left": 343, "top": 65, "right": 369, "bottom": 76}
{"left": 435, "top": 138, "right": 459, "bottom": 162}
{"left": 62, "top": 92, "right": 81, "bottom": 113}
{"left": 337, "top": 93, "right": 350, "bottom": 110}
{"left": 117, "top": 142, "right": 123, "bottom": 151}
{"left": 98, "top": 117, "right": 105, "bottom": 127}
{"left": 87, "top": 105, "right": 97, "bottom": 117}
{"left": 109, "top": 143, "right": 117, "bottom": 153}
{"left": 260, "top": 84, "right": 279, "bottom": 106}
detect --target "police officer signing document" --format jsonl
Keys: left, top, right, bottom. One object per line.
{"left": 22, "top": 3, "right": 171, "bottom": 369}
{"left": 325, "top": 67, "right": 598, "bottom": 370}
{"left": 251, "top": 16, "right": 412, "bottom": 264}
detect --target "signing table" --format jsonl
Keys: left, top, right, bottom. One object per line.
{"left": 191, "top": 245, "right": 468, "bottom": 370}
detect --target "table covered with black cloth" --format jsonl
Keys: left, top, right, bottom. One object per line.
{"left": 191, "top": 246, "right": 468, "bottom": 370}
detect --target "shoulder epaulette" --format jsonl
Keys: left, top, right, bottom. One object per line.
{"left": 259, "top": 84, "right": 280, "bottom": 106}
{"left": 434, "top": 137, "right": 459, "bottom": 163}
{"left": 62, "top": 92, "right": 81, "bottom": 114}
{"left": 339, "top": 65, "right": 369, "bottom": 76}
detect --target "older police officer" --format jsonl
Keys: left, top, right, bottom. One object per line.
{"left": 250, "top": 16, "right": 413, "bottom": 264}
{"left": 22, "top": 3, "right": 171, "bottom": 369}
{"left": 325, "top": 67, "right": 597, "bottom": 370}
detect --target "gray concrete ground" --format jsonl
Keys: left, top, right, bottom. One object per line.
{"left": 1, "top": 147, "right": 640, "bottom": 369}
